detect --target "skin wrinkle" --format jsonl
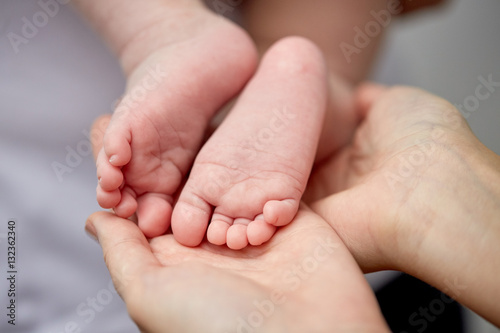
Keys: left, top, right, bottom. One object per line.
{"left": 389, "top": 179, "right": 429, "bottom": 270}
{"left": 140, "top": 113, "right": 165, "bottom": 163}
{"left": 124, "top": 112, "right": 190, "bottom": 192}
{"left": 345, "top": 147, "right": 373, "bottom": 186}
{"left": 453, "top": 152, "right": 498, "bottom": 239}
{"left": 194, "top": 162, "right": 254, "bottom": 188}
{"left": 193, "top": 159, "right": 305, "bottom": 194}
{"left": 102, "top": 237, "right": 156, "bottom": 279}
{"left": 387, "top": 143, "right": 465, "bottom": 271}
{"left": 151, "top": 242, "right": 270, "bottom": 277}
{"left": 182, "top": 190, "right": 212, "bottom": 213}
{"left": 253, "top": 170, "right": 304, "bottom": 191}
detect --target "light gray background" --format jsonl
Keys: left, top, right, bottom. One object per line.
{"left": 0, "top": 0, "right": 498, "bottom": 332}
{"left": 374, "top": 0, "right": 500, "bottom": 155}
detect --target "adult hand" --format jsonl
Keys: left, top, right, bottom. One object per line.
{"left": 86, "top": 95, "right": 388, "bottom": 333}
{"left": 85, "top": 207, "right": 389, "bottom": 333}
{"left": 308, "top": 84, "right": 500, "bottom": 326}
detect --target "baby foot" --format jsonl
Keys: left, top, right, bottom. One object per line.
{"left": 171, "top": 37, "right": 328, "bottom": 249}
{"left": 96, "top": 16, "right": 257, "bottom": 237}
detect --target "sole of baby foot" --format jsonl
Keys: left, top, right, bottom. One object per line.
{"left": 171, "top": 36, "right": 328, "bottom": 249}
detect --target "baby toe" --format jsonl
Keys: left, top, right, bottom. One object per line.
{"left": 113, "top": 186, "right": 137, "bottom": 218}
{"left": 263, "top": 199, "right": 299, "bottom": 227}
{"left": 207, "top": 214, "right": 233, "bottom": 245}
{"left": 136, "top": 193, "right": 173, "bottom": 238}
{"left": 247, "top": 217, "right": 277, "bottom": 246}
{"left": 96, "top": 149, "right": 123, "bottom": 191}
{"left": 226, "top": 218, "right": 251, "bottom": 250}
{"left": 96, "top": 185, "right": 121, "bottom": 209}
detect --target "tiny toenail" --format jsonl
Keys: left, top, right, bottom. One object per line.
{"left": 109, "top": 155, "right": 118, "bottom": 164}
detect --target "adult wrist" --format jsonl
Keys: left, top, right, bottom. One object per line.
{"left": 391, "top": 134, "right": 500, "bottom": 326}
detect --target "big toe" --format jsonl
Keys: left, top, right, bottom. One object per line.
{"left": 263, "top": 199, "right": 299, "bottom": 227}
{"left": 171, "top": 194, "right": 212, "bottom": 247}
{"left": 136, "top": 193, "right": 173, "bottom": 238}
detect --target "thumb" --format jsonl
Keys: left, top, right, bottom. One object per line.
{"left": 85, "top": 211, "right": 160, "bottom": 298}
{"left": 354, "top": 82, "right": 388, "bottom": 119}
{"left": 310, "top": 186, "right": 393, "bottom": 272}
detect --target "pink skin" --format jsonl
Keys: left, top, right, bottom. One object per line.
{"left": 171, "top": 37, "right": 328, "bottom": 249}
{"left": 95, "top": 20, "right": 258, "bottom": 238}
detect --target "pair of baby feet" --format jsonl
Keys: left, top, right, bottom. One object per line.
{"left": 96, "top": 28, "right": 328, "bottom": 249}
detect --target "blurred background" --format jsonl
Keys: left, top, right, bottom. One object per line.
{"left": 374, "top": 0, "right": 500, "bottom": 155}
{"left": 0, "top": 0, "right": 498, "bottom": 332}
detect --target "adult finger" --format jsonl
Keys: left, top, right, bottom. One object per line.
{"left": 354, "top": 82, "right": 388, "bottom": 119}
{"left": 86, "top": 211, "right": 160, "bottom": 298}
